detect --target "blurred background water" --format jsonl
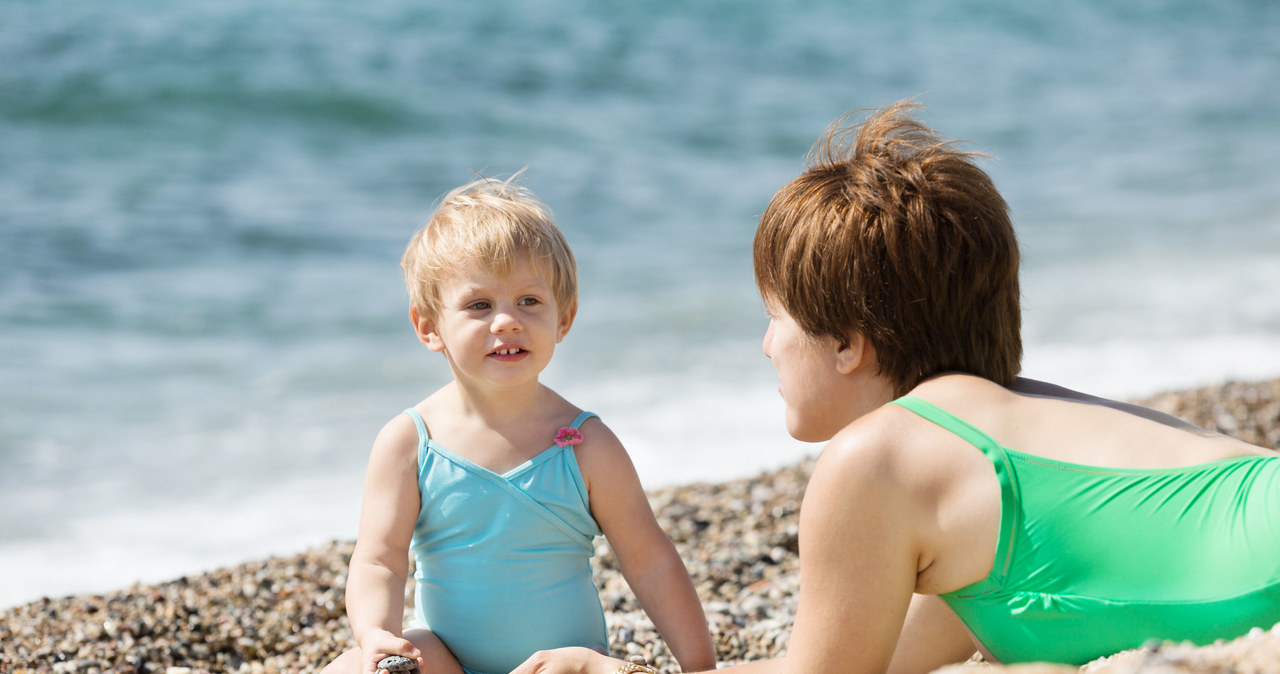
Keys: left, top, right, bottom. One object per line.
{"left": 3, "top": 0, "right": 1278, "bottom": 608}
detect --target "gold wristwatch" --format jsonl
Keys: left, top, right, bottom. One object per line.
{"left": 613, "top": 664, "right": 657, "bottom": 674}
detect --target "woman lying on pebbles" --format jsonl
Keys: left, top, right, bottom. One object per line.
{"left": 511, "top": 100, "right": 1280, "bottom": 674}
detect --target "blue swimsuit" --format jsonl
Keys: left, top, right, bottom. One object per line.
{"left": 404, "top": 409, "right": 607, "bottom": 674}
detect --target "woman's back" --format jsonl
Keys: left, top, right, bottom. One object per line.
{"left": 915, "top": 375, "right": 1270, "bottom": 471}
{"left": 894, "top": 375, "right": 1280, "bottom": 665}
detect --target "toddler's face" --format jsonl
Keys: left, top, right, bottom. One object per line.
{"left": 422, "top": 254, "right": 572, "bottom": 390}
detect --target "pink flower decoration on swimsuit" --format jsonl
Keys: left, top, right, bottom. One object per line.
{"left": 554, "top": 427, "right": 583, "bottom": 447}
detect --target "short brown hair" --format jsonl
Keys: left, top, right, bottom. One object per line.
{"left": 403, "top": 174, "right": 577, "bottom": 321}
{"left": 753, "top": 100, "right": 1021, "bottom": 395}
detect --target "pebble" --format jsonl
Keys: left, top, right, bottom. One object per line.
{"left": 376, "top": 655, "right": 419, "bottom": 672}
{"left": 2, "top": 378, "right": 1277, "bottom": 673}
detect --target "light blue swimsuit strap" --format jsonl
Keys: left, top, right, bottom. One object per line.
{"left": 565, "top": 410, "right": 597, "bottom": 431}
{"left": 404, "top": 407, "right": 431, "bottom": 464}
{"left": 553, "top": 411, "right": 597, "bottom": 511}
{"left": 888, "top": 395, "right": 1021, "bottom": 597}
{"left": 403, "top": 407, "right": 599, "bottom": 555}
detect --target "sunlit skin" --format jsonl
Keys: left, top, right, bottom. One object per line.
{"left": 510, "top": 302, "right": 1271, "bottom": 674}
{"left": 762, "top": 299, "right": 867, "bottom": 443}
{"left": 414, "top": 255, "right": 576, "bottom": 419}
{"left": 325, "top": 252, "right": 714, "bottom": 674}
{"left": 508, "top": 96, "right": 1279, "bottom": 674}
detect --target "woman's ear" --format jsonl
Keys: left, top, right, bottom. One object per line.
{"left": 834, "top": 331, "right": 872, "bottom": 375}
{"left": 410, "top": 306, "right": 446, "bottom": 353}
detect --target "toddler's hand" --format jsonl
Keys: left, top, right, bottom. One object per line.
{"left": 359, "top": 630, "right": 423, "bottom": 674}
{"left": 376, "top": 654, "right": 422, "bottom": 674}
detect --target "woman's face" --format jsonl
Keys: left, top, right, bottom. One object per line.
{"left": 762, "top": 301, "right": 852, "bottom": 443}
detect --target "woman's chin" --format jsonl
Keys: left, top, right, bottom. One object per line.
{"left": 785, "top": 417, "right": 829, "bottom": 444}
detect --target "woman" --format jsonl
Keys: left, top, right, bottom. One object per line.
{"left": 512, "top": 101, "right": 1280, "bottom": 674}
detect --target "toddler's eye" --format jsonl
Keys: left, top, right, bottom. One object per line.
{"left": 466, "top": 301, "right": 491, "bottom": 311}
{"left": 518, "top": 297, "right": 541, "bottom": 306}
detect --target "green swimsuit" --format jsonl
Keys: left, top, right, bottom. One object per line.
{"left": 890, "top": 396, "right": 1280, "bottom": 665}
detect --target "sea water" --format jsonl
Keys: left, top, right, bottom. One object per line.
{"left": 3, "top": 0, "right": 1279, "bottom": 608}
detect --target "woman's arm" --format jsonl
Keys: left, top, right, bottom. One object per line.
{"left": 887, "top": 594, "right": 979, "bottom": 674}
{"left": 575, "top": 421, "right": 717, "bottom": 672}
{"left": 344, "top": 414, "right": 425, "bottom": 673}
{"left": 776, "top": 429, "right": 922, "bottom": 673}
{"left": 509, "top": 431, "right": 931, "bottom": 674}
{"left": 511, "top": 647, "right": 788, "bottom": 674}
{"left": 526, "top": 417, "right": 970, "bottom": 674}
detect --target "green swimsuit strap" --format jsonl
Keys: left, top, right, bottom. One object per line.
{"left": 888, "top": 395, "right": 1021, "bottom": 597}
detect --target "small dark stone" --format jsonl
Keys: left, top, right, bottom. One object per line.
{"left": 377, "top": 654, "right": 420, "bottom": 672}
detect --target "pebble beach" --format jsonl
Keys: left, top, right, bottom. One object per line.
{"left": 3, "top": 378, "right": 1278, "bottom": 674}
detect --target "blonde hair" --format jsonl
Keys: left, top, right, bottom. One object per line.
{"left": 754, "top": 100, "right": 1022, "bottom": 395}
{"left": 402, "top": 174, "right": 577, "bottom": 321}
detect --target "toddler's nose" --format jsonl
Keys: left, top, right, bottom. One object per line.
{"left": 491, "top": 308, "right": 522, "bottom": 332}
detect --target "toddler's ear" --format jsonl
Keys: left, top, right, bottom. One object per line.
{"left": 410, "top": 307, "right": 446, "bottom": 352}
{"left": 555, "top": 299, "right": 578, "bottom": 343}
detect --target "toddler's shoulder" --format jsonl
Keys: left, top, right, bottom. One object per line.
{"left": 573, "top": 414, "right": 626, "bottom": 460}
{"left": 369, "top": 407, "right": 427, "bottom": 465}
{"left": 568, "top": 415, "right": 635, "bottom": 490}
{"left": 574, "top": 411, "right": 617, "bottom": 437}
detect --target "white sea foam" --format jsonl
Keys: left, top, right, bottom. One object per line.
{"left": 0, "top": 473, "right": 363, "bottom": 610}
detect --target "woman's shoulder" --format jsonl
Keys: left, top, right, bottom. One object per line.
{"left": 815, "top": 377, "right": 1016, "bottom": 512}
{"left": 814, "top": 380, "right": 1010, "bottom": 591}
{"left": 807, "top": 400, "right": 998, "bottom": 572}
{"left": 821, "top": 396, "right": 978, "bottom": 487}
{"left": 829, "top": 373, "right": 1004, "bottom": 449}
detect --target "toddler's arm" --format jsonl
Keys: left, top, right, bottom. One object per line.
{"left": 344, "top": 414, "right": 425, "bottom": 673}
{"left": 575, "top": 421, "right": 716, "bottom": 672}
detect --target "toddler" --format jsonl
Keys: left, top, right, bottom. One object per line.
{"left": 322, "top": 175, "right": 715, "bottom": 674}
